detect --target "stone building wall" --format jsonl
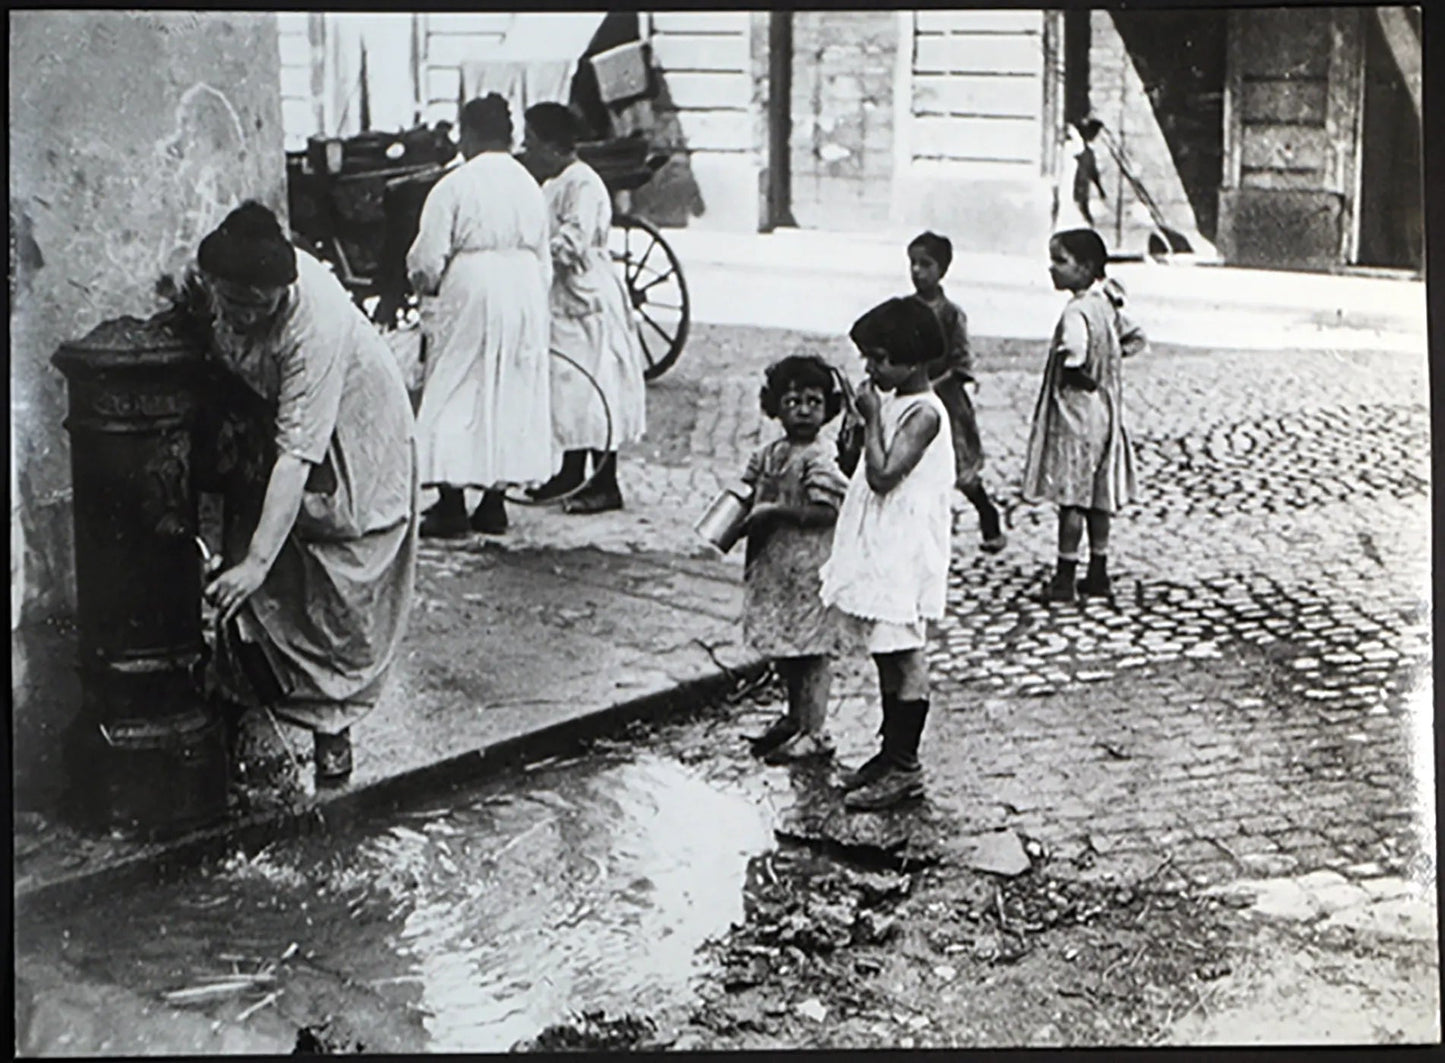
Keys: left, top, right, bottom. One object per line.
{"left": 1087, "top": 11, "right": 1215, "bottom": 257}
{"left": 9, "top": 10, "right": 286, "bottom": 623}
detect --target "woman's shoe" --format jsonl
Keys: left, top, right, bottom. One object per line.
{"left": 763, "top": 731, "right": 833, "bottom": 765}
{"left": 562, "top": 488, "right": 624, "bottom": 515}
{"left": 420, "top": 510, "right": 469, "bottom": 538}
{"left": 526, "top": 471, "right": 585, "bottom": 502}
{"left": 527, "top": 451, "right": 588, "bottom": 502}
{"left": 748, "top": 715, "right": 799, "bottom": 757}
{"left": 470, "top": 493, "right": 508, "bottom": 534}
{"left": 313, "top": 729, "right": 353, "bottom": 781}
{"left": 420, "top": 488, "right": 469, "bottom": 538}
{"left": 1077, "top": 574, "right": 1113, "bottom": 598}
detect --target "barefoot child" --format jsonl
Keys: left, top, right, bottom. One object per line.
{"left": 907, "top": 231, "right": 1007, "bottom": 552}
{"left": 820, "top": 298, "right": 954, "bottom": 811}
{"left": 1022, "top": 228, "right": 1147, "bottom": 602}
{"left": 741, "top": 355, "right": 852, "bottom": 763}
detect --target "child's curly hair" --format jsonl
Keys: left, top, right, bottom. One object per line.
{"left": 759, "top": 353, "right": 844, "bottom": 423}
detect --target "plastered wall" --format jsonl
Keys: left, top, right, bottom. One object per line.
{"left": 9, "top": 10, "right": 286, "bottom": 623}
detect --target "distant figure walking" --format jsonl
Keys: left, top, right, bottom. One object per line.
{"left": 820, "top": 298, "right": 953, "bottom": 812}
{"left": 739, "top": 354, "right": 853, "bottom": 765}
{"left": 407, "top": 94, "right": 556, "bottom": 538}
{"left": 1022, "top": 229, "right": 1148, "bottom": 603}
{"left": 905, "top": 231, "right": 1007, "bottom": 553}
{"left": 523, "top": 101, "right": 648, "bottom": 514}
{"left": 1052, "top": 117, "right": 1108, "bottom": 231}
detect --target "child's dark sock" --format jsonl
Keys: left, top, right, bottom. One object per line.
{"left": 876, "top": 689, "right": 897, "bottom": 738}
{"left": 886, "top": 698, "right": 929, "bottom": 772}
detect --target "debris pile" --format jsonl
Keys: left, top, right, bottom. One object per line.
{"left": 514, "top": 1010, "right": 665, "bottom": 1052}
{"left": 710, "top": 855, "right": 914, "bottom": 991}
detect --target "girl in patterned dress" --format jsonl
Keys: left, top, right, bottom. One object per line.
{"left": 820, "top": 298, "right": 954, "bottom": 811}
{"left": 740, "top": 355, "right": 852, "bottom": 764}
{"left": 1022, "top": 228, "right": 1148, "bottom": 602}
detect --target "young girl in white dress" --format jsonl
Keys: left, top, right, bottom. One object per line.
{"left": 820, "top": 298, "right": 954, "bottom": 811}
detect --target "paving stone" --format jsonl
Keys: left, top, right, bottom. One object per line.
{"left": 956, "top": 829, "right": 1031, "bottom": 877}
{"left": 1318, "top": 894, "right": 1438, "bottom": 943}
{"left": 1304, "top": 880, "right": 1373, "bottom": 915}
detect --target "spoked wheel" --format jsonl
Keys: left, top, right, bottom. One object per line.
{"left": 499, "top": 349, "right": 613, "bottom": 507}
{"left": 610, "top": 213, "right": 689, "bottom": 381}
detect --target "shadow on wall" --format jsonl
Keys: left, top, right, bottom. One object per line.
{"left": 1110, "top": 10, "right": 1226, "bottom": 245}
{"left": 565, "top": 12, "right": 705, "bottom": 226}
{"left": 625, "top": 66, "right": 706, "bottom": 227}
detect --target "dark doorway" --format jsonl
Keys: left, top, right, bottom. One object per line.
{"left": 1063, "top": 10, "right": 1091, "bottom": 126}
{"left": 1356, "top": 12, "right": 1423, "bottom": 271}
{"left": 1111, "top": 10, "right": 1226, "bottom": 242}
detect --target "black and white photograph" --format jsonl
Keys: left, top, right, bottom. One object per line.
{"left": 9, "top": 4, "right": 1435, "bottom": 1053}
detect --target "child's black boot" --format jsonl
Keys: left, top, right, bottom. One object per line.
{"left": 1078, "top": 554, "right": 1112, "bottom": 597}
{"left": 1038, "top": 558, "right": 1078, "bottom": 603}
{"left": 845, "top": 698, "right": 927, "bottom": 811}
{"left": 839, "top": 692, "right": 897, "bottom": 792}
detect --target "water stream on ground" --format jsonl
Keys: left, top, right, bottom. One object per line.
{"left": 16, "top": 747, "right": 778, "bottom": 1054}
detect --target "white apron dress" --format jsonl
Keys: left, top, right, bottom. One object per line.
{"left": 541, "top": 158, "right": 647, "bottom": 452}
{"left": 820, "top": 391, "right": 954, "bottom": 652}
{"left": 209, "top": 251, "right": 419, "bottom": 733}
{"left": 407, "top": 150, "right": 557, "bottom": 488}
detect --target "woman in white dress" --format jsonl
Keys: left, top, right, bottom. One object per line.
{"left": 407, "top": 94, "right": 557, "bottom": 537}
{"left": 522, "top": 102, "right": 648, "bottom": 514}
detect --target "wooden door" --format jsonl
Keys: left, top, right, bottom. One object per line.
{"left": 1218, "top": 7, "right": 1363, "bottom": 268}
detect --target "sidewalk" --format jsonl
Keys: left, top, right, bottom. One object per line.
{"left": 13, "top": 541, "right": 763, "bottom": 911}
{"left": 660, "top": 227, "right": 1428, "bottom": 354}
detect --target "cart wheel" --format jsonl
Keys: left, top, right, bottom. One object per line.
{"left": 610, "top": 213, "right": 689, "bottom": 381}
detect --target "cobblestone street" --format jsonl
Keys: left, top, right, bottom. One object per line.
{"left": 488, "top": 321, "right": 1434, "bottom": 895}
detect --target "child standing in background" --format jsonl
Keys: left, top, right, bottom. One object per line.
{"left": 907, "top": 232, "right": 1007, "bottom": 553}
{"left": 820, "top": 298, "right": 954, "bottom": 812}
{"left": 1022, "top": 228, "right": 1147, "bottom": 603}
{"left": 741, "top": 355, "right": 853, "bottom": 764}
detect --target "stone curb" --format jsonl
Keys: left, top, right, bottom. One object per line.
{"left": 14, "top": 655, "right": 771, "bottom": 919}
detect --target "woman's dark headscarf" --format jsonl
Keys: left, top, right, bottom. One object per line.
{"left": 525, "top": 102, "right": 583, "bottom": 152}
{"left": 460, "top": 93, "right": 512, "bottom": 145}
{"left": 849, "top": 296, "right": 944, "bottom": 367}
{"left": 1052, "top": 228, "right": 1109, "bottom": 281}
{"left": 197, "top": 200, "right": 297, "bottom": 288}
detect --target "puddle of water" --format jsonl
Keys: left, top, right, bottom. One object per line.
{"left": 16, "top": 750, "right": 776, "bottom": 1053}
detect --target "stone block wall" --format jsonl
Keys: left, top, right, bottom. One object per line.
{"left": 636, "top": 11, "right": 763, "bottom": 231}
{"left": 9, "top": 10, "right": 286, "bottom": 624}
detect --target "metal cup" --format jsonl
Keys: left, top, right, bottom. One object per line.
{"left": 695, "top": 488, "right": 751, "bottom": 554}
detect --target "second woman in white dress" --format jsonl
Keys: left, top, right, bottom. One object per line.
{"left": 523, "top": 102, "right": 648, "bottom": 514}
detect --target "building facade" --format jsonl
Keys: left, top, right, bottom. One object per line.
{"left": 1086, "top": 6, "right": 1422, "bottom": 272}
{"left": 10, "top": 11, "right": 286, "bottom": 626}
{"left": 279, "top": 8, "right": 1421, "bottom": 274}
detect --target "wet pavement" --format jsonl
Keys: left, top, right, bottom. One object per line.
{"left": 12, "top": 314, "right": 1437, "bottom": 1050}
{"left": 16, "top": 728, "right": 778, "bottom": 1055}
